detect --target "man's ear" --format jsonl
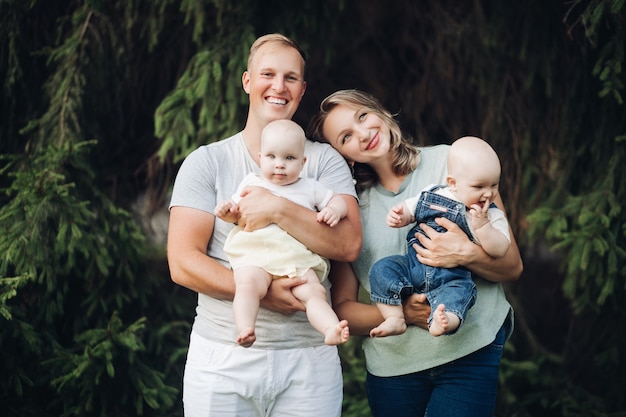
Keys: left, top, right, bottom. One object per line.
{"left": 242, "top": 71, "right": 251, "bottom": 94}
{"left": 300, "top": 81, "right": 307, "bottom": 99}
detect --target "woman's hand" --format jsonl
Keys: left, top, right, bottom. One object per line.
{"left": 414, "top": 198, "right": 523, "bottom": 283}
{"left": 413, "top": 217, "right": 478, "bottom": 268}
{"left": 403, "top": 293, "right": 431, "bottom": 330}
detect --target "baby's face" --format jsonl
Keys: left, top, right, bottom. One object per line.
{"left": 451, "top": 165, "right": 500, "bottom": 208}
{"left": 259, "top": 133, "right": 305, "bottom": 186}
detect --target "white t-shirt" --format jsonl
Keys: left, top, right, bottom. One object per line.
{"left": 169, "top": 132, "right": 356, "bottom": 349}
{"left": 231, "top": 173, "right": 334, "bottom": 211}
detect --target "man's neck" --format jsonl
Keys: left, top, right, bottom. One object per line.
{"left": 241, "top": 122, "right": 263, "bottom": 166}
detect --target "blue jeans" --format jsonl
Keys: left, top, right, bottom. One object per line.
{"left": 369, "top": 187, "right": 490, "bottom": 329}
{"left": 366, "top": 321, "right": 509, "bottom": 417}
{"left": 369, "top": 254, "right": 476, "bottom": 330}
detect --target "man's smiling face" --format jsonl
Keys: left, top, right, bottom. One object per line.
{"left": 242, "top": 43, "right": 306, "bottom": 126}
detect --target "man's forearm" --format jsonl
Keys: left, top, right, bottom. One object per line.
{"left": 275, "top": 195, "right": 362, "bottom": 262}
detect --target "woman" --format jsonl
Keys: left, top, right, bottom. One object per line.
{"left": 308, "top": 89, "right": 523, "bottom": 417}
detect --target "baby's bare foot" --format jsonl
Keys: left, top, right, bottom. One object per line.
{"left": 429, "top": 304, "right": 449, "bottom": 336}
{"left": 429, "top": 304, "right": 460, "bottom": 336}
{"left": 325, "top": 320, "right": 350, "bottom": 345}
{"left": 237, "top": 327, "right": 256, "bottom": 348}
{"left": 370, "top": 316, "right": 407, "bottom": 338}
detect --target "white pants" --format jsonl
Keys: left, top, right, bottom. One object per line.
{"left": 183, "top": 332, "right": 343, "bottom": 417}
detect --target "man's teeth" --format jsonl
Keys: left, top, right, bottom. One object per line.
{"left": 267, "top": 97, "right": 287, "bottom": 105}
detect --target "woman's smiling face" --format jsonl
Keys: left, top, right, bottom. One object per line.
{"left": 322, "top": 103, "right": 391, "bottom": 164}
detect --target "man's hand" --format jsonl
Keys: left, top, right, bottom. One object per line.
{"left": 402, "top": 293, "right": 431, "bottom": 330}
{"left": 237, "top": 186, "right": 280, "bottom": 231}
{"left": 260, "top": 276, "right": 307, "bottom": 314}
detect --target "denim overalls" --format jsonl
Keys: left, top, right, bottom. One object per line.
{"left": 369, "top": 185, "right": 494, "bottom": 331}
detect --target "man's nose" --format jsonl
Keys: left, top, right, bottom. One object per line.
{"left": 272, "top": 76, "right": 286, "bottom": 92}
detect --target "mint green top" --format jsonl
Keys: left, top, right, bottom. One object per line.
{"left": 354, "top": 144, "right": 513, "bottom": 377}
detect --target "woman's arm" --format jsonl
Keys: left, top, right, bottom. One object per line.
{"left": 236, "top": 187, "right": 362, "bottom": 262}
{"left": 329, "top": 261, "right": 431, "bottom": 334}
{"left": 329, "top": 261, "right": 382, "bottom": 336}
{"left": 414, "top": 194, "right": 523, "bottom": 282}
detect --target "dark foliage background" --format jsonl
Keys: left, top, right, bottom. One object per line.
{"left": 1, "top": 1, "right": 624, "bottom": 416}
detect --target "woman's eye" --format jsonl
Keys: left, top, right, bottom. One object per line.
{"left": 359, "top": 112, "right": 367, "bottom": 121}
{"left": 341, "top": 133, "right": 352, "bottom": 145}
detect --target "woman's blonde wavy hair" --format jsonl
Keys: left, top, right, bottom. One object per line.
{"left": 308, "top": 89, "right": 420, "bottom": 194}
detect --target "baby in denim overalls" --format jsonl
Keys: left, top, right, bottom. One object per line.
{"left": 369, "top": 136, "right": 512, "bottom": 337}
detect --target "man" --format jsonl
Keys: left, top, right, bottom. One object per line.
{"left": 167, "top": 34, "right": 362, "bottom": 416}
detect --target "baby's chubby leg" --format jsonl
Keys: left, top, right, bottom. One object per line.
{"left": 233, "top": 266, "right": 272, "bottom": 347}
{"left": 291, "top": 269, "right": 349, "bottom": 345}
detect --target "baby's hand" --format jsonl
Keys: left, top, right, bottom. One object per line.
{"left": 214, "top": 200, "right": 239, "bottom": 222}
{"left": 468, "top": 197, "right": 491, "bottom": 230}
{"left": 214, "top": 200, "right": 233, "bottom": 217}
{"left": 317, "top": 207, "right": 342, "bottom": 227}
{"left": 386, "top": 203, "right": 408, "bottom": 228}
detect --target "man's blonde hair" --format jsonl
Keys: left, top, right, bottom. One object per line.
{"left": 247, "top": 33, "right": 306, "bottom": 73}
